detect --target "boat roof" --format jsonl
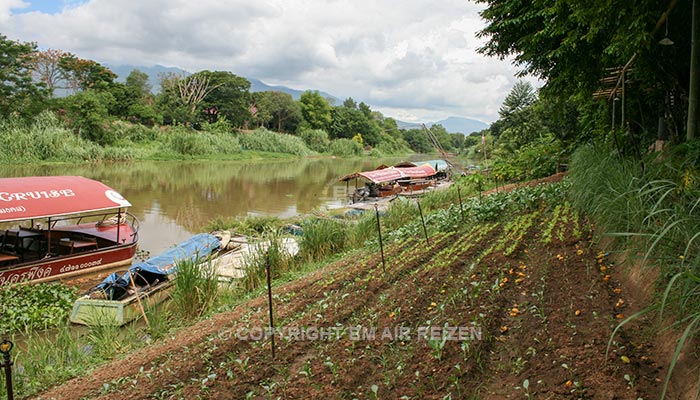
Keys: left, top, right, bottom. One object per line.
{"left": 0, "top": 176, "right": 131, "bottom": 223}
{"left": 357, "top": 165, "right": 437, "bottom": 184}
{"left": 339, "top": 164, "right": 439, "bottom": 184}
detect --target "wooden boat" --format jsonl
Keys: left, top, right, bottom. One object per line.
{"left": 0, "top": 176, "right": 139, "bottom": 285}
{"left": 70, "top": 232, "right": 225, "bottom": 326}
{"left": 214, "top": 236, "right": 300, "bottom": 281}
{"left": 340, "top": 164, "right": 438, "bottom": 203}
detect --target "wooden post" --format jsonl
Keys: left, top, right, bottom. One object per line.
{"left": 457, "top": 185, "right": 465, "bottom": 221}
{"left": 417, "top": 199, "right": 429, "bottom": 245}
{"left": 374, "top": 204, "right": 386, "bottom": 274}
{"left": 266, "top": 252, "right": 276, "bottom": 358}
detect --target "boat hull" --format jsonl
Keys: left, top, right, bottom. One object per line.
{"left": 0, "top": 243, "right": 137, "bottom": 285}
{"left": 70, "top": 281, "right": 174, "bottom": 326}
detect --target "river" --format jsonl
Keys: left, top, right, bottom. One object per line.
{"left": 0, "top": 156, "right": 422, "bottom": 255}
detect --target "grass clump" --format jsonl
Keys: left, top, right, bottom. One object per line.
{"left": 172, "top": 257, "right": 219, "bottom": 319}
{"left": 329, "top": 138, "right": 362, "bottom": 157}
{"left": 299, "top": 218, "right": 348, "bottom": 261}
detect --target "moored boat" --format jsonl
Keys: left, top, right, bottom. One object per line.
{"left": 70, "top": 232, "right": 224, "bottom": 326}
{"left": 339, "top": 163, "right": 439, "bottom": 203}
{"left": 0, "top": 176, "right": 139, "bottom": 285}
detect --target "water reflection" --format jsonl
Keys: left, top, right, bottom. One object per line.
{"left": 0, "top": 157, "right": 415, "bottom": 254}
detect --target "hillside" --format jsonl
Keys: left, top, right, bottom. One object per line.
{"left": 34, "top": 179, "right": 680, "bottom": 399}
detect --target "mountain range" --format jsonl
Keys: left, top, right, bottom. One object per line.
{"left": 107, "top": 64, "right": 489, "bottom": 134}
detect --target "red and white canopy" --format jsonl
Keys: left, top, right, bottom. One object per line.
{"left": 0, "top": 176, "right": 131, "bottom": 222}
{"left": 357, "top": 165, "right": 437, "bottom": 184}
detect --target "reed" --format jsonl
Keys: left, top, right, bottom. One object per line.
{"left": 172, "top": 257, "right": 219, "bottom": 319}
{"left": 239, "top": 127, "right": 311, "bottom": 156}
{"left": 299, "top": 218, "right": 348, "bottom": 261}
{"left": 239, "top": 229, "right": 297, "bottom": 291}
{"left": 329, "top": 138, "right": 363, "bottom": 157}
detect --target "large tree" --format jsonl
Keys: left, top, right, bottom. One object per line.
{"left": 299, "top": 90, "right": 332, "bottom": 130}
{"left": 0, "top": 35, "right": 48, "bottom": 117}
{"left": 58, "top": 55, "right": 117, "bottom": 92}
{"left": 29, "top": 48, "right": 68, "bottom": 94}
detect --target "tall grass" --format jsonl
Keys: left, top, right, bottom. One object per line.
{"left": 0, "top": 111, "right": 129, "bottom": 162}
{"left": 568, "top": 145, "right": 700, "bottom": 397}
{"left": 299, "top": 218, "right": 348, "bottom": 261}
{"left": 329, "top": 138, "right": 363, "bottom": 157}
{"left": 238, "top": 229, "right": 298, "bottom": 291}
{"left": 172, "top": 257, "right": 219, "bottom": 319}
{"left": 239, "top": 128, "right": 311, "bottom": 156}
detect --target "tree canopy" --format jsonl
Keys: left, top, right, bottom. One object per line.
{"left": 477, "top": 0, "right": 692, "bottom": 149}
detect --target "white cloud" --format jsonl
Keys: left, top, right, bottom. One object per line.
{"left": 1, "top": 0, "right": 537, "bottom": 123}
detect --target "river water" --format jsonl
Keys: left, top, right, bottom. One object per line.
{"left": 0, "top": 156, "right": 420, "bottom": 255}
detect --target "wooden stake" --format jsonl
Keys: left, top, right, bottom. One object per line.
{"left": 129, "top": 273, "right": 149, "bottom": 327}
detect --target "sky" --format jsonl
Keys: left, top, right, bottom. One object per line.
{"left": 0, "top": 0, "right": 537, "bottom": 124}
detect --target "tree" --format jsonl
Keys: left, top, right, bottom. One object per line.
{"left": 477, "top": 0, "right": 693, "bottom": 147}
{"left": 125, "top": 69, "right": 152, "bottom": 102}
{"left": 59, "top": 90, "right": 113, "bottom": 143}
{"left": 29, "top": 48, "right": 68, "bottom": 94}
{"left": 58, "top": 55, "right": 117, "bottom": 92}
{"left": 0, "top": 35, "right": 49, "bottom": 117}
{"left": 499, "top": 81, "right": 536, "bottom": 120}
{"left": 403, "top": 128, "right": 433, "bottom": 153}
{"left": 342, "top": 97, "right": 357, "bottom": 109}
{"left": 299, "top": 90, "right": 332, "bottom": 130}
{"left": 266, "top": 91, "right": 301, "bottom": 132}
{"left": 196, "top": 70, "right": 251, "bottom": 127}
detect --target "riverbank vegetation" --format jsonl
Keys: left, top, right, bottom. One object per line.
{"left": 0, "top": 34, "right": 489, "bottom": 163}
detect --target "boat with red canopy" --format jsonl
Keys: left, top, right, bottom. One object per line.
{"left": 340, "top": 164, "right": 438, "bottom": 202}
{"left": 0, "top": 176, "right": 139, "bottom": 285}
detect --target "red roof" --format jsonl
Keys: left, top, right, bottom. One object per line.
{"left": 0, "top": 176, "right": 131, "bottom": 222}
{"left": 358, "top": 165, "right": 437, "bottom": 184}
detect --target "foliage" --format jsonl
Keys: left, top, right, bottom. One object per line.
{"left": 299, "top": 128, "right": 331, "bottom": 153}
{"left": 172, "top": 257, "right": 219, "bottom": 319}
{"left": 329, "top": 138, "right": 363, "bottom": 157}
{"left": 239, "top": 127, "right": 311, "bottom": 156}
{"left": 254, "top": 91, "right": 301, "bottom": 132}
{"left": 0, "top": 282, "right": 78, "bottom": 334}
{"left": 477, "top": 0, "right": 693, "bottom": 146}
{"left": 299, "top": 218, "right": 348, "bottom": 261}
{"left": 58, "top": 89, "right": 115, "bottom": 144}
{"left": 299, "top": 90, "right": 332, "bottom": 130}
{"left": 0, "top": 34, "right": 49, "bottom": 118}
{"left": 402, "top": 128, "right": 433, "bottom": 153}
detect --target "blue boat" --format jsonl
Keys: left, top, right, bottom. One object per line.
{"left": 70, "top": 233, "right": 223, "bottom": 325}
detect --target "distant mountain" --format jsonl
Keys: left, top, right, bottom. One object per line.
{"left": 247, "top": 78, "right": 339, "bottom": 104}
{"left": 434, "top": 117, "right": 488, "bottom": 135}
{"left": 396, "top": 117, "right": 488, "bottom": 135}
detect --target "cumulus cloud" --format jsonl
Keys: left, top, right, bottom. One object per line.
{"left": 1, "top": 0, "right": 535, "bottom": 123}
